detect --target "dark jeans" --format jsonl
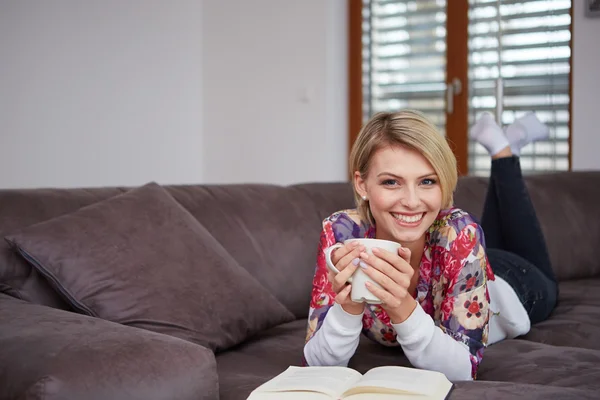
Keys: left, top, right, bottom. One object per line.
{"left": 481, "top": 156, "right": 558, "bottom": 324}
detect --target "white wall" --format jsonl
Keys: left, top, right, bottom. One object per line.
{"left": 202, "top": 0, "right": 596, "bottom": 176}
{"left": 1, "top": 1, "right": 596, "bottom": 190}
{"left": 571, "top": 0, "right": 600, "bottom": 170}
{"left": 0, "top": 0, "right": 347, "bottom": 189}
{"left": 0, "top": 0, "right": 204, "bottom": 189}
{"left": 202, "top": 0, "right": 348, "bottom": 185}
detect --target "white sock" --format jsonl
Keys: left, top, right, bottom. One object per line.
{"left": 505, "top": 112, "right": 550, "bottom": 156}
{"left": 469, "top": 112, "right": 510, "bottom": 156}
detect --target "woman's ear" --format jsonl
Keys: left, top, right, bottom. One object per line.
{"left": 354, "top": 171, "right": 367, "bottom": 199}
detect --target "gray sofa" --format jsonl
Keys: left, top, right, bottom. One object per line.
{"left": 1, "top": 171, "right": 600, "bottom": 399}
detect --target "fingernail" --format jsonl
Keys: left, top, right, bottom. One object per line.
{"left": 350, "top": 241, "right": 359, "bottom": 247}
{"left": 352, "top": 258, "right": 360, "bottom": 266}
{"left": 359, "top": 261, "right": 369, "bottom": 270}
{"left": 372, "top": 247, "right": 380, "bottom": 254}
{"left": 360, "top": 252, "right": 369, "bottom": 259}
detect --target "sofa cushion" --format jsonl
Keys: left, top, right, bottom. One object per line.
{"left": 216, "top": 319, "right": 412, "bottom": 400}
{"left": 5, "top": 182, "right": 294, "bottom": 352}
{"left": 0, "top": 186, "right": 123, "bottom": 309}
{"left": 0, "top": 293, "right": 219, "bottom": 400}
{"left": 479, "top": 339, "right": 600, "bottom": 389}
{"left": 167, "top": 183, "right": 355, "bottom": 319}
{"left": 216, "top": 319, "right": 600, "bottom": 400}
{"left": 451, "top": 381, "right": 598, "bottom": 399}
{"left": 523, "top": 172, "right": 600, "bottom": 281}
{"left": 453, "top": 176, "right": 489, "bottom": 222}
{"left": 216, "top": 319, "right": 308, "bottom": 400}
{"left": 454, "top": 173, "right": 600, "bottom": 282}
{"left": 522, "top": 279, "right": 600, "bottom": 350}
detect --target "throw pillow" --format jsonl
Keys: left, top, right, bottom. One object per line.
{"left": 5, "top": 182, "right": 294, "bottom": 352}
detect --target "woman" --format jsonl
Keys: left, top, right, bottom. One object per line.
{"left": 303, "top": 110, "right": 558, "bottom": 381}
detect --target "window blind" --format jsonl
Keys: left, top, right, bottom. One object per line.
{"left": 362, "top": 0, "right": 448, "bottom": 134}
{"left": 468, "top": 0, "right": 571, "bottom": 175}
{"left": 361, "top": 0, "right": 571, "bottom": 176}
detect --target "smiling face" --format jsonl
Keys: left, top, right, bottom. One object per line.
{"left": 354, "top": 144, "right": 443, "bottom": 248}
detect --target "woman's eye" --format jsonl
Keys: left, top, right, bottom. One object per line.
{"left": 381, "top": 179, "right": 397, "bottom": 186}
{"left": 422, "top": 178, "right": 437, "bottom": 185}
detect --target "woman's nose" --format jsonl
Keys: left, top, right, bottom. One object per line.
{"left": 400, "top": 187, "right": 420, "bottom": 209}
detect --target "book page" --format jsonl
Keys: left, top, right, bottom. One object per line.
{"left": 253, "top": 366, "right": 363, "bottom": 398}
{"left": 343, "top": 366, "right": 450, "bottom": 397}
{"left": 344, "top": 392, "right": 448, "bottom": 400}
{"left": 247, "top": 390, "right": 333, "bottom": 400}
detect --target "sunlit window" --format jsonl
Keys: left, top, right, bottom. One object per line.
{"left": 362, "top": 0, "right": 571, "bottom": 175}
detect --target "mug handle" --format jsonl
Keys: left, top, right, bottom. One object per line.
{"left": 324, "top": 243, "right": 353, "bottom": 283}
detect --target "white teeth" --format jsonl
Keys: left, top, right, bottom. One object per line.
{"left": 392, "top": 213, "right": 423, "bottom": 223}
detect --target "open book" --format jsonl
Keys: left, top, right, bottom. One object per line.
{"left": 247, "top": 365, "right": 453, "bottom": 400}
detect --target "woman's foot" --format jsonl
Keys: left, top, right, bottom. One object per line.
{"left": 470, "top": 112, "right": 510, "bottom": 156}
{"left": 505, "top": 112, "right": 550, "bottom": 156}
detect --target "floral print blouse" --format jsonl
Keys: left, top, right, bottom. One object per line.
{"left": 304, "top": 208, "right": 495, "bottom": 379}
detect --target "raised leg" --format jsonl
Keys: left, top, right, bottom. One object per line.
{"left": 487, "top": 156, "right": 556, "bottom": 283}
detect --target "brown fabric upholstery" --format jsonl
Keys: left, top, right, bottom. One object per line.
{"left": 5, "top": 183, "right": 294, "bottom": 352}
{"left": 0, "top": 186, "right": 123, "bottom": 308}
{"left": 524, "top": 172, "right": 600, "bottom": 281}
{"left": 478, "top": 339, "right": 600, "bottom": 389}
{"left": 216, "top": 281, "right": 600, "bottom": 400}
{"left": 451, "top": 381, "right": 598, "bottom": 399}
{"left": 3, "top": 173, "right": 597, "bottom": 317}
{"left": 454, "top": 173, "right": 600, "bottom": 281}
{"left": 217, "top": 319, "right": 307, "bottom": 400}
{"left": 452, "top": 176, "right": 490, "bottom": 221}
{"left": 167, "top": 183, "right": 354, "bottom": 318}
{"left": 522, "top": 279, "right": 600, "bottom": 349}
{"left": 0, "top": 294, "right": 218, "bottom": 400}
{"left": 1, "top": 171, "right": 600, "bottom": 399}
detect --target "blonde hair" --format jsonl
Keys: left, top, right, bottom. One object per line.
{"left": 349, "top": 109, "right": 458, "bottom": 225}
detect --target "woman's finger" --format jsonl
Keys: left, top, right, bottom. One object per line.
{"left": 335, "top": 284, "right": 353, "bottom": 304}
{"left": 329, "top": 269, "right": 347, "bottom": 293}
{"left": 334, "top": 260, "right": 359, "bottom": 291}
{"left": 360, "top": 258, "right": 411, "bottom": 298}
{"left": 371, "top": 247, "right": 413, "bottom": 276}
{"left": 327, "top": 270, "right": 338, "bottom": 288}
{"left": 365, "top": 281, "right": 403, "bottom": 309}
{"left": 335, "top": 245, "right": 364, "bottom": 273}
{"left": 360, "top": 262, "right": 399, "bottom": 293}
{"left": 359, "top": 251, "right": 407, "bottom": 286}
{"left": 329, "top": 259, "right": 359, "bottom": 294}
{"left": 331, "top": 241, "right": 360, "bottom": 266}
{"left": 397, "top": 246, "right": 412, "bottom": 264}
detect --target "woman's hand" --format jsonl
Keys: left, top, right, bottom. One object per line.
{"left": 328, "top": 241, "right": 367, "bottom": 315}
{"left": 360, "top": 246, "right": 417, "bottom": 323}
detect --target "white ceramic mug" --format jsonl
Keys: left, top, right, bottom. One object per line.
{"left": 324, "top": 238, "right": 402, "bottom": 304}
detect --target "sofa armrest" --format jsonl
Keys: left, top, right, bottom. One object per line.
{"left": 0, "top": 294, "right": 218, "bottom": 400}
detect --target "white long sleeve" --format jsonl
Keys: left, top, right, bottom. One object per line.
{"left": 303, "top": 302, "right": 474, "bottom": 381}
{"left": 303, "top": 303, "right": 363, "bottom": 367}
{"left": 391, "top": 303, "right": 473, "bottom": 381}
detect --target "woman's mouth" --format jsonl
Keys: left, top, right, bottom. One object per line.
{"left": 390, "top": 212, "right": 425, "bottom": 227}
